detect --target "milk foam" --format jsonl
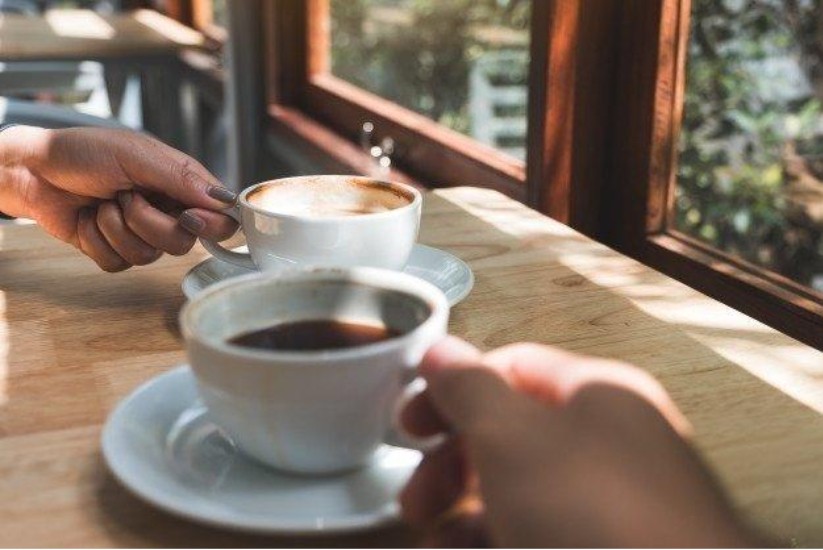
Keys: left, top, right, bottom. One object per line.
{"left": 247, "top": 177, "right": 411, "bottom": 218}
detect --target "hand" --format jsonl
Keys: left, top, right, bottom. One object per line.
{"left": 0, "top": 125, "right": 238, "bottom": 271}
{"left": 399, "top": 337, "right": 755, "bottom": 547}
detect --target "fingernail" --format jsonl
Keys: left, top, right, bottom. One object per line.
{"left": 207, "top": 185, "right": 237, "bottom": 204}
{"left": 178, "top": 210, "right": 206, "bottom": 234}
{"left": 117, "top": 191, "right": 132, "bottom": 209}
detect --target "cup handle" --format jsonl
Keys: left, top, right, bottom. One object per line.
{"left": 198, "top": 205, "right": 257, "bottom": 271}
{"left": 199, "top": 237, "right": 257, "bottom": 271}
{"left": 389, "top": 375, "right": 445, "bottom": 452}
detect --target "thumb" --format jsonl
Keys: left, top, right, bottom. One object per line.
{"left": 401, "top": 336, "right": 487, "bottom": 436}
{"left": 423, "top": 361, "right": 520, "bottom": 439}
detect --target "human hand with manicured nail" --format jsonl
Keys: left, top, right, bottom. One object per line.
{"left": 0, "top": 126, "right": 238, "bottom": 271}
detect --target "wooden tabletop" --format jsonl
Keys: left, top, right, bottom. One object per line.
{"left": 2, "top": 187, "right": 823, "bottom": 547}
{"left": 0, "top": 9, "right": 204, "bottom": 62}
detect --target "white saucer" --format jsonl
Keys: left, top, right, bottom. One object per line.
{"left": 182, "top": 244, "right": 474, "bottom": 306}
{"left": 101, "top": 366, "right": 422, "bottom": 535}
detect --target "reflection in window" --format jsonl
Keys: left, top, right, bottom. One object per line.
{"left": 330, "top": 0, "right": 530, "bottom": 161}
{"left": 676, "top": 0, "right": 823, "bottom": 291}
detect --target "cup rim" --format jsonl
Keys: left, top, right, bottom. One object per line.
{"left": 237, "top": 175, "right": 422, "bottom": 222}
{"left": 180, "top": 267, "right": 449, "bottom": 363}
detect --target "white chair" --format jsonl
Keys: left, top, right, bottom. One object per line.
{"left": 0, "top": 0, "right": 137, "bottom": 125}
{"left": 0, "top": 61, "right": 113, "bottom": 119}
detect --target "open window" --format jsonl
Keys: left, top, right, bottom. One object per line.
{"left": 603, "top": 0, "right": 823, "bottom": 349}
{"left": 164, "top": 0, "right": 823, "bottom": 350}
{"left": 263, "top": 0, "right": 617, "bottom": 226}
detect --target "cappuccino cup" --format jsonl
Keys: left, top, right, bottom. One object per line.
{"left": 201, "top": 175, "right": 422, "bottom": 272}
{"left": 179, "top": 268, "right": 449, "bottom": 474}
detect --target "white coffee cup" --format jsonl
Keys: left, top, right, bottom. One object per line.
{"left": 201, "top": 175, "right": 422, "bottom": 272}
{"left": 179, "top": 268, "right": 449, "bottom": 475}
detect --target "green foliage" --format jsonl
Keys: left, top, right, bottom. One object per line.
{"left": 677, "top": 0, "right": 823, "bottom": 285}
{"left": 332, "top": 0, "right": 823, "bottom": 287}
{"left": 330, "top": 0, "right": 529, "bottom": 133}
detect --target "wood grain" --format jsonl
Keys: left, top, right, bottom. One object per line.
{"left": 263, "top": 0, "right": 308, "bottom": 107}
{"left": 0, "top": 9, "right": 204, "bottom": 62}
{"left": 160, "top": 0, "right": 193, "bottom": 27}
{"left": 2, "top": 188, "right": 823, "bottom": 546}
{"left": 525, "top": 0, "right": 619, "bottom": 234}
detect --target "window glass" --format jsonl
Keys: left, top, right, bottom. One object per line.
{"left": 330, "top": 0, "right": 531, "bottom": 161}
{"left": 675, "top": 0, "right": 823, "bottom": 291}
{"left": 211, "top": 0, "right": 226, "bottom": 29}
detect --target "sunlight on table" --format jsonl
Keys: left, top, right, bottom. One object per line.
{"left": 134, "top": 9, "right": 204, "bottom": 46}
{"left": 436, "top": 187, "right": 823, "bottom": 417}
{"left": 45, "top": 10, "right": 115, "bottom": 40}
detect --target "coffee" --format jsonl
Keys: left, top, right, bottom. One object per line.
{"left": 229, "top": 319, "right": 401, "bottom": 352}
{"left": 246, "top": 176, "right": 412, "bottom": 218}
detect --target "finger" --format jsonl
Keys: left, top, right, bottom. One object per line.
{"left": 400, "top": 439, "right": 468, "bottom": 526}
{"left": 77, "top": 207, "right": 130, "bottom": 272}
{"left": 177, "top": 208, "right": 239, "bottom": 241}
{"left": 114, "top": 132, "right": 236, "bottom": 210}
{"left": 401, "top": 336, "right": 483, "bottom": 437}
{"left": 96, "top": 201, "right": 162, "bottom": 266}
{"left": 482, "top": 343, "right": 584, "bottom": 404}
{"left": 419, "top": 336, "right": 484, "bottom": 376}
{"left": 424, "top": 367, "right": 520, "bottom": 439}
{"left": 119, "top": 191, "right": 197, "bottom": 256}
{"left": 483, "top": 343, "right": 692, "bottom": 435}
{"left": 400, "top": 392, "right": 446, "bottom": 439}
{"left": 417, "top": 337, "right": 522, "bottom": 437}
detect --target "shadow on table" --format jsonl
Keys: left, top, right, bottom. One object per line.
{"left": 0, "top": 247, "right": 186, "bottom": 313}
{"left": 93, "top": 459, "right": 418, "bottom": 548}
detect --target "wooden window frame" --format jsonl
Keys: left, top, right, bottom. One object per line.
{"left": 602, "top": 0, "right": 823, "bottom": 350}
{"left": 190, "top": 0, "right": 228, "bottom": 44}
{"left": 158, "top": 0, "right": 191, "bottom": 24}
{"left": 168, "top": 0, "right": 823, "bottom": 349}
{"left": 164, "top": 0, "right": 227, "bottom": 44}
{"left": 265, "top": 0, "right": 525, "bottom": 200}
{"left": 263, "top": 0, "right": 616, "bottom": 230}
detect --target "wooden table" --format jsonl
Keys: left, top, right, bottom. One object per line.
{"left": 2, "top": 187, "right": 823, "bottom": 547}
{"left": 0, "top": 9, "right": 204, "bottom": 61}
{"left": 0, "top": 9, "right": 205, "bottom": 147}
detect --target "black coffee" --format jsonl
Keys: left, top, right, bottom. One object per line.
{"left": 228, "top": 319, "right": 401, "bottom": 352}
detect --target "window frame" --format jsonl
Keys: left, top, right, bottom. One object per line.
{"left": 263, "top": 0, "right": 616, "bottom": 229}
{"left": 165, "top": 0, "right": 227, "bottom": 44}
{"left": 600, "top": 0, "right": 823, "bottom": 349}
{"left": 168, "top": 0, "right": 823, "bottom": 349}
{"left": 191, "top": 0, "right": 228, "bottom": 43}
{"left": 266, "top": 0, "right": 530, "bottom": 199}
